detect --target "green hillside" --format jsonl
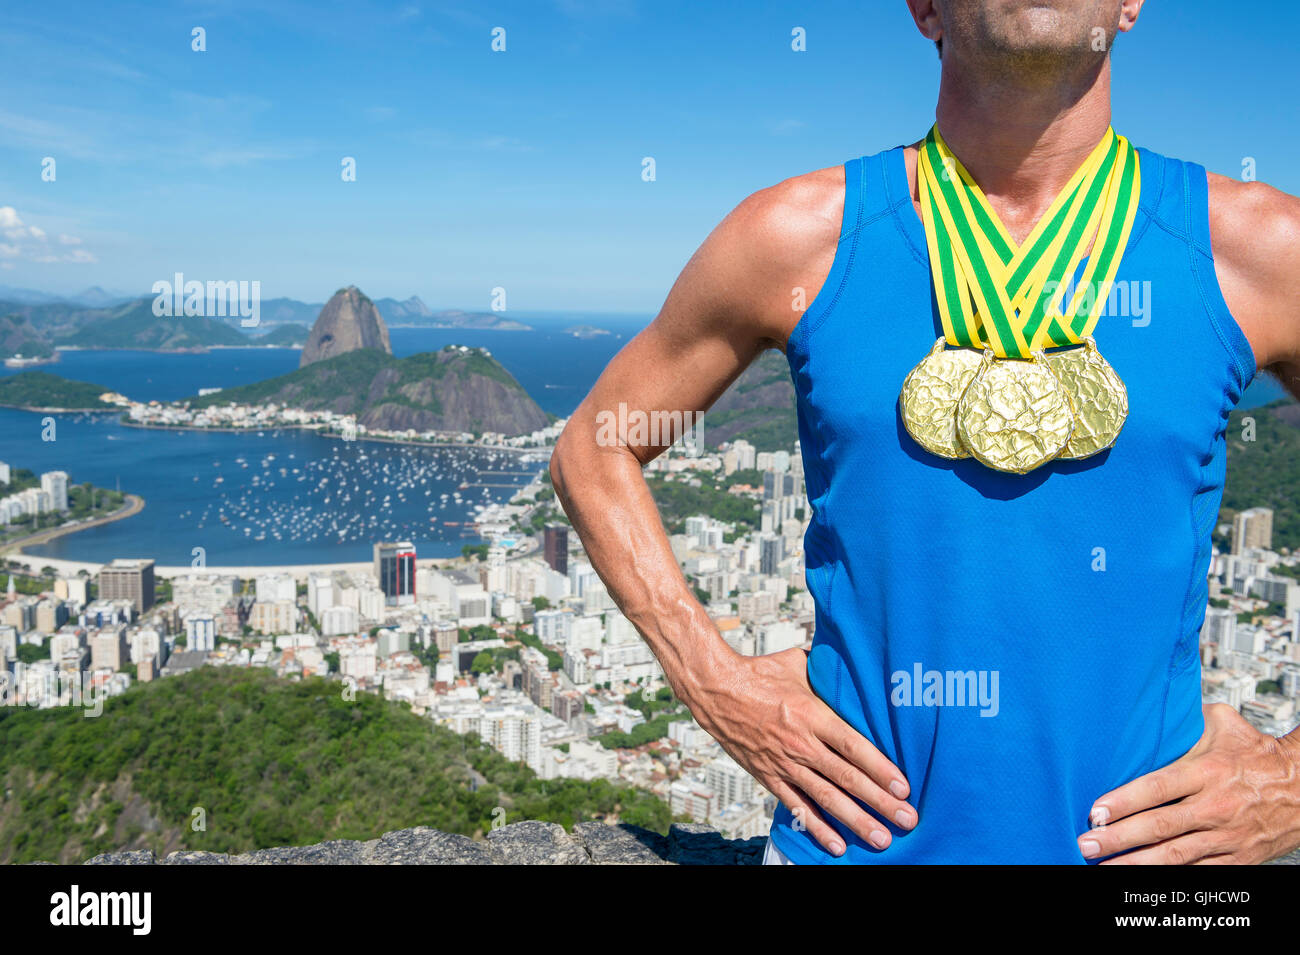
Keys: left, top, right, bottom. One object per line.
{"left": 255, "top": 323, "right": 311, "bottom": 346}
{"left": 189, "top": 345, "right": 547, "bottom": 435}
{"left": 0, "top": 667, "right": 670, "bottom": 864}
{"left": 1222, "top": 399, "right": 1300, "bottom": 550}
{"left": 0, "top": 313, "right": 53, "bottom": 358}
{"left": 53, "top": 297, "right": 248, "bottom": 350}
{"left": 191, "top": 347, "right": 394, "bottom": 409}
{"left": 0, "top": 371, "right": 114, "bottom": 409}
{"left": 706, "top": 349, "right": 798, "bottom": 452}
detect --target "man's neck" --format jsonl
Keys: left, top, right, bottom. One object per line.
{"left": 930, "top": 54, "right": 1114, "bottom": 244}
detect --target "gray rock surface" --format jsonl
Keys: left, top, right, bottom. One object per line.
{"left": 73, "top": 822, "right": 1300, "bottom": 865}
{"left": 299, "top": 285, "right": 392, "bottom": 368}
{"left": 74, "top": 821, "right": 765, "bottom": 865}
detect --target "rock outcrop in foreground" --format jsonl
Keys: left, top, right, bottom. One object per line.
{"left": 76, "top": 821, "right": 1300, "bottom": 865}
{"left": 80, "top": 822, "right": 767, "bottom": 866}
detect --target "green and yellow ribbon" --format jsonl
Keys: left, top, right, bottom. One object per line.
{"left": 917, "top": 124, "right": 1141, "bottom": 358}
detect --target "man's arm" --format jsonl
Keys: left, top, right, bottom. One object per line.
{"left": 550, "top": 168, "right": 919, "bottom": 856}
{"left": 1076, "top": 176, "right": 1300, "bottom": 865}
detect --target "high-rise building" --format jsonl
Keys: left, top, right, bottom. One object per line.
{"left": 373, "top": 541, "right": 416, "bottom": 607}
{"left": 90, "top": 627, "right": 129, "bottom": 671}
{"left": 1232, "top": 507, "right": 1274, "bottom": 555}
{"left": 35, "top": 598, "right": 67, "bottom": 632}
{"left": 40, "top": 471, "right": 69, "bottom": 511}
{"left": 731, "top": 439, "right": 756, "bottom": 471}
{"left": 706, "top": 753, "right": 757, "bottom": 808}
{"left": 760, "top": 534, "right": 784, "bottom": 576}
{"left": 1201, "top": 607, "right": 1237, "bottom": 657}
{"left": 543, "top": 524, "right": 568, "bottom": 576}
{"left": 97, "top": 559, "right": 155, "bottom": 613}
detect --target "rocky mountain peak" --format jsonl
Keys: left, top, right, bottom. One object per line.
{"left": 299, "top": 285, "right": 392, "bottom": 368}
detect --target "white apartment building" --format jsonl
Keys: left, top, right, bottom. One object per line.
{"left": 40, "top": 471, "right": 69, "bottom": 511}
{"left": 173, "top": 575, "right": 240, "bottom": 616}
{"left": 185, "top": 614, "right": 218, "bottom": 652}
{"left": 478, "top": 703, "right": 543, "bottom": 773}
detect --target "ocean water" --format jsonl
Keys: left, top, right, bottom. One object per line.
{"left": 0, "top": 325, "right": 643, "bottom": 567}
{"left": 0, "top": 409, "right": 547, "bottom": 565}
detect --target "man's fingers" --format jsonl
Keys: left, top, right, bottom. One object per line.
{"left": 1089, "top": 760, "right": 1202, "bottom": 829}
{"left": 1096, "top": 829, "right": 1227, "bottom": 866}
{"left": 789, "top": 764, "right": 895, "bottom": 850}
{"left": 813, "top": 705, "right": 912, "bottom": 801}
{"left": 1080, "top": 801, "right": 1202, "bottom": 860}
{"left": 808, "top": 747, "right": 918, "bottom": 831}
{"left": 767, "top": 779, "right": 844, "bottom": 856}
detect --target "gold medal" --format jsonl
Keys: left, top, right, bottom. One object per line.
{"left": 900, "top": 338, "right": 984, "bottom": 459}
{"left": 1044, "top": 337, "right": 1128, "bottom": 460}
{"left": 899, "top": 123, "right": 1142, "bottom": 475}
{"left": 956, "top": 350, "right": 1074, "bottom": 475}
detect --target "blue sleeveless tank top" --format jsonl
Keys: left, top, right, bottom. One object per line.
{"left": 767, "top": 145, "right": 1257, "bottom": 864}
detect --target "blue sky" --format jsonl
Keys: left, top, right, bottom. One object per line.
{"left": 1, "top": 0, "right": 1296, "bottom": 313}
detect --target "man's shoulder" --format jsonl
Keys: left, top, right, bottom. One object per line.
{"left": 701, "top": 164, "right": 848, "bottom": 345}
{"left": 1205, "top": 172, "right": 1300, "bottom": 258}
{"left": 1203, "top": 172, "right": 1300, "bottom": 370}
{"left": 724, "top": 163, "right": 847, "bottom": 257}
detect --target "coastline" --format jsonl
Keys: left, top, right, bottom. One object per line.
{"left": 1, "top": 493, "right": 146, "bottom": 568}
{"left": 0, "top": 493, "right": 471, "bottom": 581}
{"left": 116, "top": 416, "right": 554, "bottom": 454}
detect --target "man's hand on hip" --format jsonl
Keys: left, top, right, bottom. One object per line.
{"left": 1079, "top": 703, "right": 1300, "bottom": 864}
{"left": 680, "top": 645, "right": 918, "bottom": 857}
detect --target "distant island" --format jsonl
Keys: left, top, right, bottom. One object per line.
{"left": 0, "top": 371, "right": 118, "bottom": 411}
{"left": 184, "top": 286, "right": 549, "bottom": 436}
{"left": 373, "top": 295, "right": 532, "bottom": 331}
{"left": 563, "top": 324, "right": 612, "bottom": 339}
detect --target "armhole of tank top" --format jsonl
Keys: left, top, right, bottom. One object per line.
{"left": 1183, "top": 160, "right": 1258, "bottom": 398}
{"left": 788, "top": 157, "right": 864, "bottom": 354}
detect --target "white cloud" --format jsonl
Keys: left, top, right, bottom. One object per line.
{"left": 0, "top": 207, "right": 96, "bottom": 264}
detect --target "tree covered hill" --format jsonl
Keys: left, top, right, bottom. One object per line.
{"left": 50, "top": 297, "right": 249, "bottom": 350}
{"left": 705, "top": 349, "right": 798, "bottom": 452}
{"left": 189, "top": 345, "right": 549, "bottom": 435}
{"left": 1222, "top": 399, "right": 1300, "bottom": 550}
{"left": 254, "top": 322, "right": 311, "bottom": 346}
{"left": 0, "top": 371, "right": 115, "bottom": 410}
{"left": 0, "top": 667, "right": 669, "bottom": 864}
